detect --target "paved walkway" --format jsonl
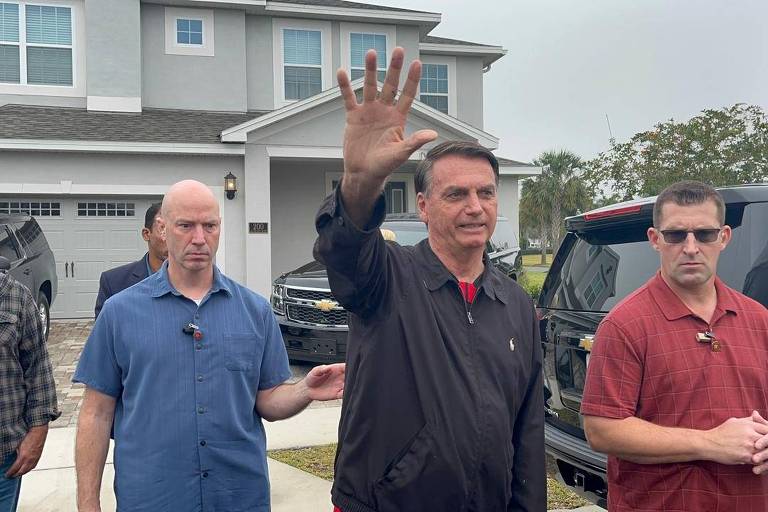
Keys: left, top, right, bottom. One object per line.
{"left": 33, "top": 320, "right": 603, "bottom": 511}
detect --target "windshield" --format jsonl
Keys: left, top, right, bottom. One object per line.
{"left": 381, "top": 221, "right": 428, "bottom": 246}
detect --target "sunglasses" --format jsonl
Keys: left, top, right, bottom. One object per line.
{"left": 658, "top": 228, "right": 721, "bottom": 244}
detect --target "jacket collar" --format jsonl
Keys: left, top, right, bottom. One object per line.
{"left": 150, "top": 261, "right": 233, "bottom": 299}
{"left": 648, "top": 271, "right": 738, "bottom": 322}
{"left": 417, "top": 239, "right": 509, "bottom": 304}
{"left": 132, "top": 253, "right": 150, "bottom": 279}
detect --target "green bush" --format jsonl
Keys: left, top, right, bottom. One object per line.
{"left": 518, "top": 271, "right": 545, "bottom": 300}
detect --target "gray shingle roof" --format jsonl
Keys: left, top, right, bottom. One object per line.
{"left": 275, "top": 0, "right": 435, "bottom": 14}
{"left": 0, "top": 105, "right": 264, "bottom": 144}
{"left": 422, "top": 35, "right": 499, "bottom": 48}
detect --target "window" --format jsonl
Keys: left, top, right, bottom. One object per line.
{"left": 176, "top": 18, "right": 202, "bottom": 46}
{"left": 283, "top": 29, "right": 321, "bottom": 100}
{"left": 332, "top": 179, "right": 406, "bottom": 214}
{"left": 420, "top": 63, "right": 448, "bottom": 114}
{"left": 339, "top": 23, "right": 394, "bottom": 85}
{"left": 0, "top": 2, "right": 72, "bottom": 86}
{"left": 419, "top": 56, "right": 456, "bottom": 116}
{"left": 350, "top": 33, "right": 386, "bottom": 82}
{"left": 0, "top": 226, "right": 21, "bottom": 262}
{"left": 273, "top": 19, "right": 331, "bottom": 106}
{"left": 164, "top": 7, "right": 214, "bottom": 57}
{"left": 0, "top": 200, "right": 60, "bottom": 216}
{"left": 77, "top": 202, "right": 135, "bottom": 217}
{"left": 0, "top": 3, "right": 19, "bottom": 83}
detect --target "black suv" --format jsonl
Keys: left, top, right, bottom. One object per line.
{"left": 272, "top": 214, "right": 522, "bottom": 363}
{"left": 0, "top": 216, "right": 58, "bottom": 340}
{"left": 537, "top": 184, "right": 768, "bottom": 507}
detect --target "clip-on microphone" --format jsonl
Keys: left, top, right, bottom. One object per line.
{"left": 183, "top": 322, "right": 199, "bottom": 336}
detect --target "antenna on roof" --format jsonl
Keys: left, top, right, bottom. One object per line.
{"left": 605, "top": 114, "right": 616, "bottom": 147}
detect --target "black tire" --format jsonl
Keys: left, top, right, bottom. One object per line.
{"left": 37, "top": 292, "right": 50, "bottom": 342}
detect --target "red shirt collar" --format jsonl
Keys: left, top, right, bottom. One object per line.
{"left": 647, "top": 271, "right": 739, "bottom": 322}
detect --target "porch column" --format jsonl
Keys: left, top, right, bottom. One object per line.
{"left": 497, "top": 175, "right": 520, "bottom": 247}
{"left": 244, "top": 144, "right": 273, "bottom": 297}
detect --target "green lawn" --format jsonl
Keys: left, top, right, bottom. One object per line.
{"left": 269, "top": 444, "right": 588, "bottom": 510}
{"left": 525, "top": 270, "right": 547, "bottom": 289}
{"left": 522, "top": 252, "right": 553, "bottom": 267}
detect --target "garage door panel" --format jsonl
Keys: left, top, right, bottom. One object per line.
{"left": 73, "top": 291, "right": 99, "bottom": 317}
{"left": 3, "top": 196, "right": 157, "bottom": 319}
{"left": 42, "top": 229, "right": 65, "bottom": 251}
{"left": 110, "top": 229, "right": 143, "bottom": 250}
{"left": 73, "top": 260, "right": 106, "bottom": 282}
{"left": 74, "top": 229, "right": 108, "bottom": 250}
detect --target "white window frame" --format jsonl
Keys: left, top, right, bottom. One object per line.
{"left": 325, "top": 171, "right": 415, "bottom": 214}
{"left": 164, "top": 7, "right": 214, "bottom": 57}
{"left": 272, "top": 18, "right": 331, "bottom": 108}
{"left": 0, "top": 0, "right": 84, "bottom": 96}
{"left": 339, "top": 22, "right": 395, "bottom": 83}
{"left": 418, "top": 55, "right": 457, "bottom": 117}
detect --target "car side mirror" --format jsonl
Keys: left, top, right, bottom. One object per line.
{"left": 0, "top": 256, "right": 9, "bottom": 272}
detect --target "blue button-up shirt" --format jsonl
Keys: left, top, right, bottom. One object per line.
{"left": 74, "top": 263, "right": 291, "bottom": 512}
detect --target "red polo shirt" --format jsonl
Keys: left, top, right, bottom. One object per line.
{"left": 581, "top": 272, "right": 768, "bottom": 511}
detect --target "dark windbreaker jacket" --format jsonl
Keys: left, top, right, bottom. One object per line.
{"left": 314, "top": 189, "right": 546, "bottom": 512}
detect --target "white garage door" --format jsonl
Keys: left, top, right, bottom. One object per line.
{"left": 0, "top": 197, "right": 159, "bottom": 319}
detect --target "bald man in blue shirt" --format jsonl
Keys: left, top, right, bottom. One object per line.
{"left": 74, "top": 180, "right": 344, "bottom": 512}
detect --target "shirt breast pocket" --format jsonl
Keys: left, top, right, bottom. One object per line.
{"left": 0, "top": 311, "right": 18, "bottom": 349}
{"left": 223, "top": 332, "right": 258, "bottom": 372}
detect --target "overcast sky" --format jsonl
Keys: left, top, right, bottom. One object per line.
{"left": 357, "top": 0, "right": 768, "bottom": 163}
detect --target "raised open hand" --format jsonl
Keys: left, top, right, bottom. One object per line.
{"left": 338, "top": 47, "right": 437, "bottom": 194}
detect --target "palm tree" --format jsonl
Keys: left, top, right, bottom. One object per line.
{"left": 520, "top": 178, "right": 551, "bottom": 265}
{"left": 522, "top": 150, "right": 592, "bottom": 263}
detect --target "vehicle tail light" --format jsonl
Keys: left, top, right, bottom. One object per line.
{"left": 583, "top": 204, "right": 642, "bottom": 221}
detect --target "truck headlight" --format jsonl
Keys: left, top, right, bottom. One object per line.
{"left": 271, "top": 284, "right": 286, "bottom": 315}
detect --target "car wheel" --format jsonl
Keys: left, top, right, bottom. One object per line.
{"left": 37, "top": 292, "right": 50, "bottom": 342}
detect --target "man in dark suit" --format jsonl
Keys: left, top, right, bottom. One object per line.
{"left": 94, "top": 203, "right": 167, "bottom": 318}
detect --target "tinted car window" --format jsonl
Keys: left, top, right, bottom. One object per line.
{"left": 0, "top": 226, "right": 22, "bottom": 262}
{"left": 544, "top": 201, "right": 768, "bottom": 313}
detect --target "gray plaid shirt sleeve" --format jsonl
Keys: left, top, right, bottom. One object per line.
{"left": 18, "top": 286, "right": 60, "bottom": 426}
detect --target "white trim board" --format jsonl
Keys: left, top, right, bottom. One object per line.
{"left": 86, "top": 96, "right": 142, "bottom": 113}
{"left": 266, "top": 2, "right": 440, "bottom": 25}
{"left": 0, "top": 139, "right": 245, "bottom": 155}
{"left": 499, "top": 165, "right": 543, "bottom": 177}
{"left": 419, "top": 42, "right": 507, "bottom": 67}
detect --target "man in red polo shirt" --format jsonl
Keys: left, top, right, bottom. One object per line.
{"left": 581, "top": 181, "right": 768, "bottom": 511}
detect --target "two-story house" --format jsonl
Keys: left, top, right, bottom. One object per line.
{"left": 0, "top": 0, "right": 540, "bottom": 319}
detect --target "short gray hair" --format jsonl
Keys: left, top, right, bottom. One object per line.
{"left": 414, "top": 141, "right": 499, "bottom": 196}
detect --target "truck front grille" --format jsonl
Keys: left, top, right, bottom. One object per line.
{"left": 286, "top": 288, "right": 336, "bottom": 301}
{"left": 286, "top": 304, "right": 348, "bottom": 327}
